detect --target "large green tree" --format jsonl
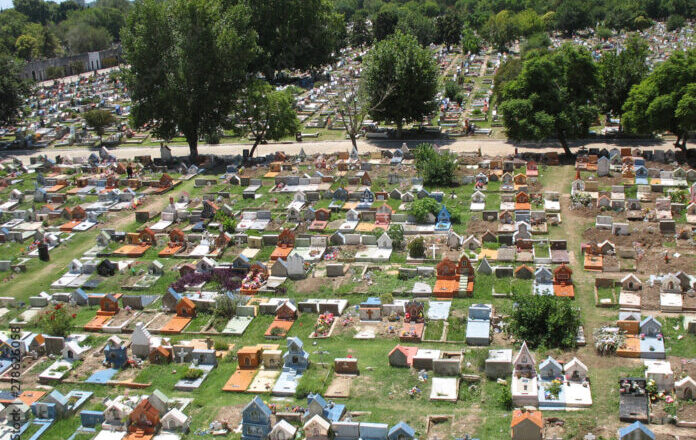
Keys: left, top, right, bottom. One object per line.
{"left": 622, "top": 49, "right": 696, "bottom": 150}
{"left": 362, "top": 31, "right": 438, "bottom": 137}
{"left": 373, "top": 8, "right": 399, "bottom": 41}
{"left": 498, "top": 44, "right": 599, "bottom": 155}
{"left": 83, "top": 109, "right": 117, "bottom": 143}
{"left": 597, "top": 34, "right": 649, "bottom": 116}
{"left": 123, "top": 0, "right": 258, "bottom": 160}
{"left": 0, "top": 55, "right": 29, "bottom": 125}
{"left": 234, "top": 79, "right": 299, "bottom": 158}
{"left": 244, "top": 0, "right": 343, "bottom": 77}
{"left": 483, "top": 10, "right": 518, "bottom": 53}
{"left": 435, "top": 12, "right": 462, "bottom": 50}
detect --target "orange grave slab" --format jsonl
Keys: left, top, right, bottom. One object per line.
{"left": 47, "top": 184, "right": 67, "bottom": 193}
{"left": 113, "top": 244, "right": 151, "bottom": 257}
{"left": 265, "top": 319, "right": 295, "bottom": 337}
{"left": 124, "top": 432, "right": 153, "bottom": 440}
{"left": 158, "top": 244, "right": 183, "bottom": 257}
{"left": 400, "top": 323, "right": 424, "bottom": 342}
{"left": 434, "top": 279, "right": 459, "bottom": 299}
{"left": 617, "top": 336, "right": 641, "bottom": 358}
{"left": 59, "top": 219, "right": 82, "bottom": 232}
{"left": 309, "top": 220, "right": 328, "bottom": 231}
{"left": 270, "top": 246, "right": 293, "bottom": 261}
{"left": 553, "top": 283, "right": 575, "bottom": 298}
{"left": 84, "top": 311, "right": 115, "bottom": 331}
{"left": 515, "top": 202, "right": 531, "bottom": 210}
{"left": 222, "top": 368, "right": 257, "bottom": 392}
{"left": 584, "top": 254, "right": 603, "bottom": 271}
{"left": 159, "top": 316, "right": 192, "bottom": 334}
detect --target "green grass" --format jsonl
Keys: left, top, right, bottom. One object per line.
{"left": 447, "top": 316, "right": 467, "bottom": 342}
{"left": 424, "top": 320, "right": 444, "bottom": 340}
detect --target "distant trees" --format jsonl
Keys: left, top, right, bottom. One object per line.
{"left": 498, "top": 44, "right": 599, "bottom": 155}
{"left": 234, "top": 79, "right": 299, "bottom": 158}
{"left": 244, "top": 0, "right": 343, "bottom": 78}
{"left": 83, "top": 109, "right": 117, "bottom": 143}
{"left": 0, "top": 55, "right": 29, "bottom": 125}
{"left": 483, "top": 10, "right": 518, "bottom": 53}
{"left": 622, "top": 49, "right": 696, "bottom": 150}
{"left": 597, "top": 35, "right": 649, "bottom": 116}
{"left": 362, "top": 31, "right": 438, "bottom": 137}
{"left": 435, "top": 12, "right": 462, "bottom": 50}
{"left": 123, "top": 0, "right": 258, "bottom": 160}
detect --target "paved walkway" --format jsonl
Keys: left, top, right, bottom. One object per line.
{"left": 2, "top": 137, "right": 684, "bottom": 164}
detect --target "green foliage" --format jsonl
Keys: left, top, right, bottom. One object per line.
{"left": 667, "top": 14, "right": 686, "bottom": 31}
{"left": 397, "top": 9, "right": 436, "bottom": 46}
{"left": 408, "top": 236, "right": 426, "bottom": 258}
{"left": 555, "top": 0, "right": 591, "bottom": 35}
{"left": 497, "top": 384, "right": 513, "bottom": 410}
{"left": 409, "top": 196, "right": 440, "bottom": 223}
{"left": 597, "top": 35, "right": 649, "bottom": 115}
{"left": 214, "top": 294, "right": 239, "bottom": 319}
{"left": 182, "top": 368, "right": 204, "bottom": 380}
{"left": 213, "top": 340, "right": 228, "bottom": 351}
{"left": 380, "top": 292, "right": 394, "bottom": 304}
{"left": 83, "top": 109, "right": 117, "bottom": 140}
{"left": 460, "top": 27, "right": 481, "bottom": 54}
{"left": 492, "top": 57, "right": 522, "bottom": 104}
{"left": 0, "top": 55, "right": 29, "bottom": 125}
{"left": 413, "top": 143, "right": 457, "bottom": 186}
{"left": 622, "top": 49, "right": 696, "bottom": 149}
{"left": 244, "top": 0, "right": 343, "bottom": 75}
{"left": 387, "top": 224, "right": 405, "bottom": 249}
{"left": 234, "top": 78, "right": 300, "bottom": 157}
{"left": 499, "top": 44, "right": 599, "bottom": 155}
{"left": 361, "top": 31, "right": 438, "bottom": 135}
{"left": 435, "top": 12, "right": 462, "bottom": 49}
{"left": 483, "top": 10, "right": 518, "bottom": 52}
{"left": 508, "top": 293, "right": 581, "bottom": 349}
{"left": 123, "top": 0, "right": 258, "bottom": 159}
{"left": 36, "top": 304, "right": 75, "bottom": 338}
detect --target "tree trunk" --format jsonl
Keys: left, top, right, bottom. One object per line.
{"left": 559, "top": 136, "right": 572, "bottom": 156}
{"left": 396, "top": 122, "right": 403, "bottom": 139}
{"left": 248, "top": 137, "right": 261, "bottom": 159}
{"left": 349, "top": 133, "right": 358, "bottom": 151}
{"left": 675, "top": 134, "right": 683, "bottom": 150}
{"left": 188, "top": 139, "right": 198, "bottom": 162}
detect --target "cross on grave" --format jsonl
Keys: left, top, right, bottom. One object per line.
{"left": 177, "top": 348, "right": 187, "bottom": 364}
{"left": 430, "top": 244, "right": 438, "bottom": 259}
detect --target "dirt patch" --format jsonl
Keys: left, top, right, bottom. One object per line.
{"left": 325, "top": 375, "right": 352, "bottom": 398}
{"left": 216, "top": 403, "right": 246, "bottom": 429}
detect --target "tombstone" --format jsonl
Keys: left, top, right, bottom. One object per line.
{"left": 659, "top": 220, "right": 676, "bottom": 235}
{"left": 326, "top": 264, "right": 345, "bottom": 277}
{"left": 38, "top": 243, "right": 50, "bottom": 262}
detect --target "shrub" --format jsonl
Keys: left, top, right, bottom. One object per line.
{"left": 410, "top": 197, "right": 440, "bottom": 223}
{"left": 380, "top": 292, "right": 394, "bottom": 304}
{"left": 182, "top": 368, "right": 204, "bottom": 380}
{"left": 497, "top": 385, "right": 513, "bottom": 410}
{"left": 214, "top": 294, "right": 239, "bottom": 319}
{"left": 414, "top": 143, "right": 457, "bottom": 186}
{"left": 508, "top": 293, "right": 581, "bottom": 349}
{"left": 270, "top": 326, "right": 286, "bottom": 337}
{"left": 408, "top": 237, "right": 426, "bottom": 258}
{"left": 388, "top": 224, "right": 405, "bottom": 249}
{"left": 214, "top": 341, "right": 229, "bottom": 351}
{"left": 36, "top": 304, "right": 75, "bottom": 338}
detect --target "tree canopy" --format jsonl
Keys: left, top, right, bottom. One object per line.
{"left": 123, "top": 0, "right": 258, "bottom": 160}
{"left": 498, "top": 44, "right": 599, "bottom": 155}
{"left": 597, "top": 34, "right": 649, "bottom": 116}
{"left": 234, "top": 79, "right": 300, "bottom": 158}
{"left": 414, "top": 143, "right": 458, "bottom": 186}
{"left": 622, "top": 49, "right": 696, "bottom": 149}
{"left": 0, "top": 54, "right": 29, "bottom": 126}
{"left": 508, "top": 293, "right": 581, "bottom": 349}
{"left": 83, "top": 109, "right": 117, "bottom": 142}
{"left": 361, "top": 31, "right": 438, "bottom": 136}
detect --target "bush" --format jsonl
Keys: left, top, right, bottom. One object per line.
{"left": 387, "top": 224, "right": 404, "bottom": 249}
{"left": 444, "top": 80, "right": 461, "bottom": 103}
{"left": 214, "top": 295, "right": 239, "bottom": 319}
{"left": 410, "top": 197, "right": 440, "bottom": 223}
{"left": 408, "top": 237, "right": 426, "bottom": 258}
{"left": 497, "top": 385, "right": 513, "bottom": 410}
{"left": 508, "top": 293, "right": 581, "bottom": 349}
{"left": 36, "top": 304, "right": 75, "bottom": 337}
{"left": 183, "top": 368, "right": 204, "bottom": 380}
{"left": 414, "top": 143, "right": 457, "bottom": 186}
{"left": 45, "top": 66, "right": 65, "bottom": 80}
{"left": 667, "top": 14, "right": 685, "bottom": 31}
{"left": 380, "top": 292, "right": 394, "bottom": 304}
{"left": 270, "top": 326, "right": 286, "bottom": 337}
{"left": 214, "top": 340, "right": 229, "bottom": 351}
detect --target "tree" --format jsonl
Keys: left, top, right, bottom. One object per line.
{"left": 387, "top": 224, "right": 404, "bottom": 250}
{"left": 0, "top": 10, "right": 29, "bottom": 55}
{"left": 244, "top": 0, "right": 343, "bottom": 77}
{"left": 63, "top": 22, "right": 112, "bottom": 54}
{"left": 409, "top": 196, "right": 440, "bottom": 223}
{"left": 15, "top": 33, "right": 39, "bottom": 60}
{"left": 622, "top": 49, "right": 696, "bottom": 150}
{"left": 373, "top": 8, "right": 399, "bottom": 41}
{"left": 508, "top": 293, "right": 581, "bottom": 349}
{"left": 362, "top": 31, "right": 438, "bottom": 137}
{"left": 235, "top": 79, "right": 299, "bottom": 158}
{"left": 498, "top": 44, "right": 599, "bottom": 155}
{"left": 333, "top": 77, "right": 391, "bottom": 152}
{"left": 460, "top": 27, "right": 481, "bottom": 54}
{"left": 36, "top": 304, "right": 75, "bottom": 338}
{"left": 397, "top": 9, "right": 436, "bottom": 46}
{"left": 0, "top": 55, "right": 29, "bottom": 126}
{"left": 83, "top": 109, "right": 117, "bottom": 143}
{"left": 13, "top": 0, "right": 50, "bottom": 24}
{"left": 414, "top": 143, "right": 457, "bottom": 186}
{"left": 123, "top": 0, "right": 258, "bottom": 160}
{"left": 435, "top": 12, "right": 462, "bottom": 50}
{"left": 597, "top": 35, "right": 649, "bottom": 116}
{"left": 483, "top": 10, "right": 518, "bottom": 53}
{"left": 555, "top": 0, "right": 591, "bottom": 35}
{"left": 666, "top": 14, "right": 686, "bottom": 31}
{"left": 514, "top": 9, "right": 543, "bottom": 37}
{"left": 349, "top": 12, "right": 372, "bottom": 48}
